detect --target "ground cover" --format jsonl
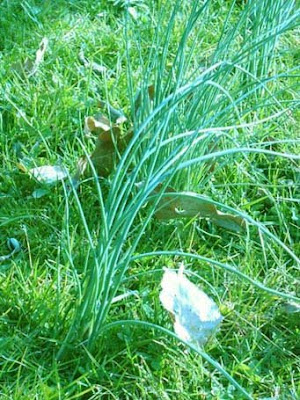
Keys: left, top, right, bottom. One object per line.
{"left": 0, "top": 0, "right": 299, "bottom": 399}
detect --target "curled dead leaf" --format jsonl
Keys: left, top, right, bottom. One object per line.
{"left": 80, "top": 111, "right": 133, "bottom": 178}
{"left": 84, "top": 115, "right": 111, "bottom": 134}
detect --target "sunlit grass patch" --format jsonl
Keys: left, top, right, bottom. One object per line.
{"left": 0, "top": 0, "right": 299, "bottom": 399}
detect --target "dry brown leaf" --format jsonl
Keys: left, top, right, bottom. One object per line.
{"left": 91, "top": 127, "right": 134, "bottom": 177}
{"left": 211, "top": 213, "right": 245, "bottom": 232}
{"left": 134, "top": 84, "right": 155, "bottom": 111}
{"left": 90, "top": 129, "right": 122, "bottom": 177}
{"left": 154, "top": 190, "right": 245, "bottom": 232}
{"left": 77, "top": 83, "right": 152, "bottom": 180}
{"left": 148, "top": 84, "right": 155, "bottom": 100}
{"left": 155, "top": 191, "right": 215, "bottom": 219}
{"left": 153, "top": 186, "right": 177, "bottom": 219}
{"left": 80, "top": 112, "right": 133, "bottom": 178}
{"left": 84, "top": 115, "right": 111, "bottom": 134}
{"left": 73, "top": 157, "right": 88, "bottom": 184}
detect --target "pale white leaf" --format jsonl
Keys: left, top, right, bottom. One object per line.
{"left": 29, "top": 165, "right": 68, "bottom": 184}
{"left": 160, "top": 265, "right": 223, "bottom": 346}
{"left": 35, "top": 38, "right": 49, "bottom": 66}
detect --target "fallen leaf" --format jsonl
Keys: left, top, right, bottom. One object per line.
{"left": 84, "top": 115, "right": 111, "bottom": 134}
{"left": 211, "top": 213, "right": 245, "bottom": 232}
{"left": 90, "top": 127, "right": 132, "bottom": 177}
{"left": 76, "top": 83, "right": 154, "bottom": 180}
{"left": 160, "top": 264, "right": 223, "bottom": 346}
{"left": 155, "top": 191, "right": 215, "bottom": 219}
{"left": 81, "top": 112, "right": 132, "bottom": 178}
{"left": 29, "top": 165, "right": 68, "bottom": 184}
{"left": 12, "top": 38, "right": 48, "bottom": 77}
{"left": 79, "top": 49, "right": 107, "bottom": 75}
{"left": 73, "top": 157, "right": 88, "bottom": 185}
{"left": 34, "top": 38, "right": 48, "bottom": 68}
{"left": 154, "top": 190, "right": 245, "bottom": 232}
{"left": 134, "top": 84, "right": 155, "bottom": 111}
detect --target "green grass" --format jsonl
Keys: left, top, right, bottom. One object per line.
{"left": 0, "top": 0, "right": 299, "bottom": 399}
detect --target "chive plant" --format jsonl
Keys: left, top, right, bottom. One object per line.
{"left": 59, "top": 0, "right": 299, "bottom": 397}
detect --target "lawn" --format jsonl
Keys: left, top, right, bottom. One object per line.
{"left": 0, "top": 0, "right": 299, "bottom": 399}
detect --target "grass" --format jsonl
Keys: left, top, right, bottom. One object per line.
{"left": 0, "top": 0, "right": 299, "bottom": 398}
